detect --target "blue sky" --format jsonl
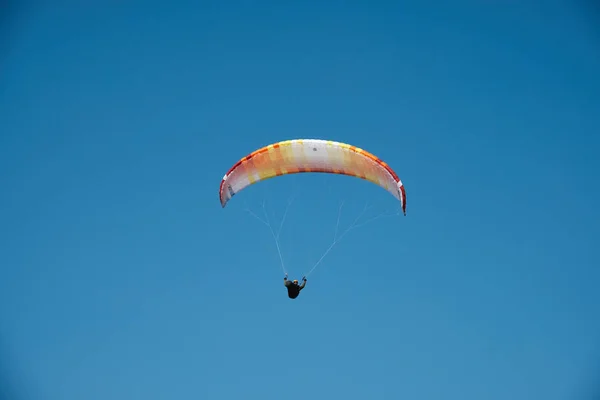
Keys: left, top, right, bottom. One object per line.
{"left": 1, "top": 2, "right": 599, "bottom": 399}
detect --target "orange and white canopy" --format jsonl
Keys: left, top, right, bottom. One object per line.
{"left": 219, "top": 139, "right": 406, "bottom": 215}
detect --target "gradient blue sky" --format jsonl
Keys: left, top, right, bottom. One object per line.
{"left": 1, "top": 2, "right": 599, "bottom": 400}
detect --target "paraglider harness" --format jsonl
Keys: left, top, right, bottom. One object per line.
{"left": 284, "top": 275, "right": 306, "bottom": 299}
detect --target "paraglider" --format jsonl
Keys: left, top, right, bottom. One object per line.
{"left": 218, "top": 139, "right": 406, "bottom": 215}
{"left": 219, "top": 138, "right": 407, "bottom": 298}
{"left": 283, "top": 273, "right": 306, "bottom": 299}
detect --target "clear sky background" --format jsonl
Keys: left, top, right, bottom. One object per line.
{"left": 1, "top": 2, "right": 599, "bottom": 400}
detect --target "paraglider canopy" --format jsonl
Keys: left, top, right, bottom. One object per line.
{"left": 218, "top": 139, "right": 406, "bottom": 215}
